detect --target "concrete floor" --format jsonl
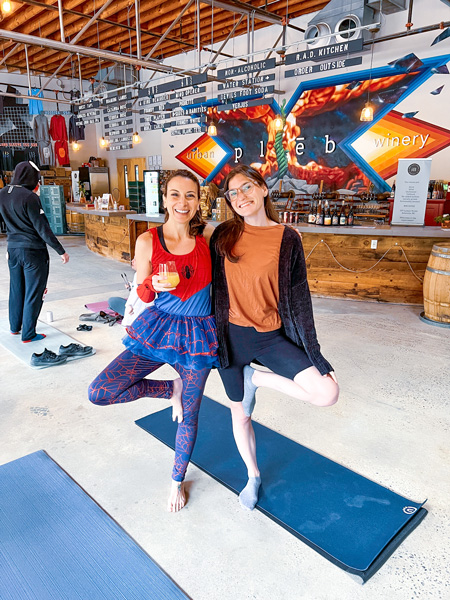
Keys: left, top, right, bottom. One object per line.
{"left": 0, "top": 235, "right": 449, "bottom": 600}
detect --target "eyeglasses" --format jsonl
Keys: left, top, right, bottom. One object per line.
{"left": 224, "top": 181, "right": 255, "bottom": 203}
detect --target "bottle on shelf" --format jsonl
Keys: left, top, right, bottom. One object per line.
{"left": 390, "top": 180, "right": 396, "bottom": 199}
{"left": 339, "top": 203, "right": 347, "bottom": 226}
{"left": 331, "top": 204, "right": 339, "bottom": 226}
{"left": 316, "top": 200, "right": 324, "bottom": 225}
{"left": 347, "top": 204, "right": 354, "bottom": 226}
{"left": 324, "top": 200, "right": 332, "bottom": 226}
{"left": 308, "top": 201, "right": 316, "bottom": 224}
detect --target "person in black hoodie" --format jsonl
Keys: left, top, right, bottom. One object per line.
{"left": 0, "top": 161, "right": 69, "bottom": 342}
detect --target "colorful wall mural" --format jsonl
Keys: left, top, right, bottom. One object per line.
{"left": 176, "top": 53, "right": 450, "bottom": 193}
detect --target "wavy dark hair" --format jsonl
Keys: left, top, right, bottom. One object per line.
{"left": 163, "top": 169, "right": 206, "bottom": 237}
{"left": 215, "top": 165, "right": 280, "bottom": 262}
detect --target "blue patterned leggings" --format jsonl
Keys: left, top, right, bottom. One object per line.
{"left": 88, "top": 350, "right": 210, "bottom": 482}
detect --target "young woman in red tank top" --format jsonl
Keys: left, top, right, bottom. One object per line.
{"left": 89, "top": 170, "right": 218, "bottom": 512}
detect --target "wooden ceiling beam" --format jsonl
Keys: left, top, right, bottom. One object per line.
{"left": 13, "top": 7, "right": 239, "bottom": 70}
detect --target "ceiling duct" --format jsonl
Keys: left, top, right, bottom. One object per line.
{"left": 305, "top": 0, "right": 376, "bottom": 46}
{"left": 366, "top": 0, "right": 407, "bottom": 14}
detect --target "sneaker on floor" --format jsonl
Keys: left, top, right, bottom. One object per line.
{"left": 59, "top": 343, "right": 94, "bottom": 357}
{"left": 10, "top": 331, "right": 20, "bottom": 335}
{"left": 23, "top": 333, "right": 46, "bottom": 343}
{"left": 30, "top": 348, "right": 67, "bottom": 368}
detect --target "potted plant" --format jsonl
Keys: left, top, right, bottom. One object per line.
{"left": 434, "top": 214, "right": 450, "bottom": 229}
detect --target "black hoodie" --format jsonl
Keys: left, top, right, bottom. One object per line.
{"left": 0, "top": 161, "right": 65, "bottom": 254}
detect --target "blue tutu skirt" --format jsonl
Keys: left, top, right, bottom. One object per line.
{"left": 123, "top": 306, "right": 219, "bottom": 370}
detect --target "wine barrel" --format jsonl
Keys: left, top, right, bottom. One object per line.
{"left": 423, "top": 244, "right": 450, "bottom": 323}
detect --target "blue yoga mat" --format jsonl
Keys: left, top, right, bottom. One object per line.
{"left": 0, "top": 451, "right": 188, "bottom": 600}
{"left": 136, "top": 397, "right": 427, "bottom": 583}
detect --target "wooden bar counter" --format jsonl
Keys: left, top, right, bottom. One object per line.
{"left": 66, "top": 204, "right": 137, "bottom": 263}
{"left": 125, "top": 215, "right": 450, "bottom": 305}
{"left": 297, "top": 224, "right": 450, "bottom": 304}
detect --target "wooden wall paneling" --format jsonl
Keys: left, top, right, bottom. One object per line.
{"left": 301, "top": 233, "right": 449, "bottom": 304}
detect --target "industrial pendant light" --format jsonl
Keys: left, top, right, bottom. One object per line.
{"left": 274, "top": 115, "right": 284, "bottom": 132}
{"left": 99, "top": 136, "right": 108, "bottom": 148}
{"left": 360, "top": 33, "right": 375, "bottom": 122}
{"left": 72, "top": 141, "right": 80, "bottom": 151}
{"left": 1, "top": 1, "right": 12, "bottom": 13}
{"left": 207, "top": 122, "right": 217, "bottom": 136}
{"left": 360, "top": 102, "right": 374, "bottom": 122}
{"left": 132, "top": 131, "right": 141, "bottom": 144}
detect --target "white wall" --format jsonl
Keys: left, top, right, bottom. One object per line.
{"left": 3, "top": 0, "right": 450, "bottom": 185}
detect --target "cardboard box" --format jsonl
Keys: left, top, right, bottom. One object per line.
{"left": 55, "top": 167, "right": 66, "bottom": 177}
{"left": 42, "top": 169, "right": 56, "bottom": 177}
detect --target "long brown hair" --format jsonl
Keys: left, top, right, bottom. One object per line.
{"left": 215, "top": 165, "right": 280, "bottom": 262}
{"left": 163, "top": 169, "right": 206, "bottom": 237}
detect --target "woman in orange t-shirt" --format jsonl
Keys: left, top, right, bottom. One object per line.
{"left": 211, "top": 165, "right": 339, "bottom": 511}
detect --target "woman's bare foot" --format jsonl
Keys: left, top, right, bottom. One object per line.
{"left": 167, "top": 480, "right": 186, "bottom": 512}
{"left": 171, "top": 377, "right": 183, "bottom": 423}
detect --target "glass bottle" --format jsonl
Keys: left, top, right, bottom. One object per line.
{"left": 347, "top": 204, "right": 354, "bottom": 226}
{"left": 316, "top": 200, "right": 324, "bottom": 226}
{"left": 339, "top": 203, "right": 347, "bottom": 226}
{"left": 331, "top": 204, "right": 339, "bottom": 226}
{"left": 324, "top": 200, "right": 332, "bottom": 226}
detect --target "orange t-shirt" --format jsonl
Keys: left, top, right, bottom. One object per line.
{"left": 225, "top": 222, "right": 284, "bottom": 332}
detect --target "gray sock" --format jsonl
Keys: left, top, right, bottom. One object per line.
{"left": 239, "top": 476, "right": 261, "bottom": 511}
{"left": 242, "top": 365, "right": 257, "bottom": 417}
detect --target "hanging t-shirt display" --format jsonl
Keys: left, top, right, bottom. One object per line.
{"left": 50, "top": 114, "right": 69, "bottom": 166}
{"left": 33, "top": 113, "right": 53, "bottom": 167}
{"left": 69, "top": 114, "right": 85, "bottom": 142}
{"left": 29, "top": 89, "right": 44, "bottom": 115}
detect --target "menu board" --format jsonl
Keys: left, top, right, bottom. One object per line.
{"left": 391, "top": 159, "right": 432, "bottom": 225}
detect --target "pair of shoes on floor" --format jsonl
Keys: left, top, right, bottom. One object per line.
{"left": 30, "top": 348, "right": 67, "bottom": 368}
{"left": 59, "top": 343, "right": 94, "bottom": 358}
{"left": 30, "top": 344, "right": 94, "bottom": 368}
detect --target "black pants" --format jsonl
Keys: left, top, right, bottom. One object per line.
{"left": 7, "top": 247, "right": 49, "bottom": 341}
{"left": 218, "top": 323, "right": 313, "bottom": 402}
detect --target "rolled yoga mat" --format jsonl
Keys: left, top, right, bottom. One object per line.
{"left": 0, "top": 450, "right": 189, "bottom": 600}
{"left": 136, "top": 397, "right": 427, "bottom": 584}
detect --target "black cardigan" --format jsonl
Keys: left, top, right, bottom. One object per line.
{"left": 210, "top": 224, "right": 333, "bottom": 375}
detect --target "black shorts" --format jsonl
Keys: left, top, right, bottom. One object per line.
{"left": 218, "top": 323, "right": 313, "bottom": 402}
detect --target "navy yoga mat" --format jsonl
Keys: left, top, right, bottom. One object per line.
{"left": 136, "top": 397, "right": 427, "bottom": 583}
{"left": 0, "top": 451, "right": 188, "bottom": 600}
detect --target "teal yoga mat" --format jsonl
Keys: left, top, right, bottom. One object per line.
{"left": 0, "top": 451, "right": 188, "bottom": 600}
{"left": 136, "top": 396, "right": 427, "bottom": 584}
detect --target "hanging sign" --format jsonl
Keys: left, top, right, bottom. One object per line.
{"left": 139, "top": 73, "right": 208, "bottom": 97}
{"left": 105, "top": 119, "right": 133, "bottom": 129}
{"left": 284, "top": 38, "right": 363, "bottom": 65}
{"left": 78, "top": 110, "right": 99, "bottom": 118}
{"left": 218, "top": 74, "right": 275, "bottom": 90}
{"left": 105, "top": 103, "right": 128, "bottom": 113}
{"left": 391, "top": 158, "right": 432, "bottom": 225}
{"left": 217, "top": 57, "right": 276, "bottom": 79}
{"left": 103, "top": 92, "right": 132, "bottom": 108}
{"left": 79, "top": 100, "right": 100, "bottom": 111}
{"left": 216, "top": 97, "right": 274, "bottom": 111}
{"left": 104, "top": 111, "right": 132, "bottom": 122}
{"left": 285, "top": 56, "right": 362, "bottom": 78}
{"left": 105, "top": 128, "right": 133, "bottom": 136}
{"left": 171, "top": 126, "right": 207, "bottom": 136}
{"left": 218, "top": 86, "right": 274, "bottom": 102}
{"left": 107, "top": 143, "right": 133, "bottom": 151}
